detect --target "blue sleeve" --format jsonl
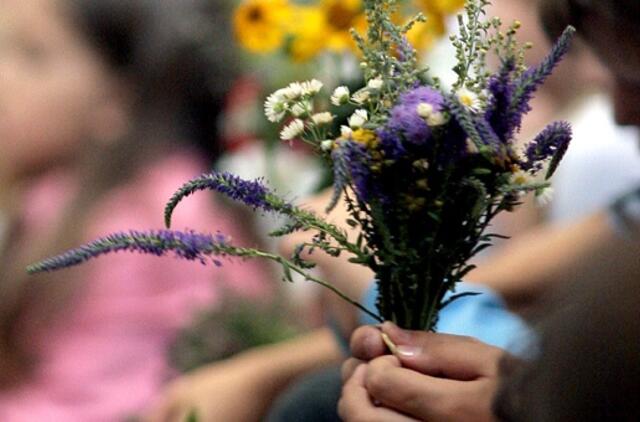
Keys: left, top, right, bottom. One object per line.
{"left": 360, "top": 281, "right": 530, "bottom": 352}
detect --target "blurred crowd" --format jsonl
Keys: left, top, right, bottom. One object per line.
{"left": 0, "top": 0, "right": 638, "bottom": 421}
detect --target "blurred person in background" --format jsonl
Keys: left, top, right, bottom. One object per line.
{"left": 0, "top": 0, "right": 274, "bottom": 419}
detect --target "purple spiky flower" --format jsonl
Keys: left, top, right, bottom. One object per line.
{"left": 504, "top": 27, "right": 576, "bottom": 138}
{"left": 27, "top": 229, "right": 232, "bottom": 273}
{"left": 165, "top": 171, "right": 291, "bottom": 227}
{"left": 522, "top": 121, "right": 572, "bottom": 178}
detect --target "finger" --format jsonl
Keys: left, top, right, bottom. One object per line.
{"left": 350, "top": 325, "right": 387, "bottom": 360}
{"left": 339, "top": 364, "right": 418, "bottom": 422}
{"left": 341, "top": 357, "right": 365, "bottom": 383}
{"left": 382, "top": 322, "right": 504, "bottom": 379}
{"left": 144, "top": 400, "right": 185, "bottom": 422}
{"left": 365, "top": 355, "right": 493, "bottom": 420}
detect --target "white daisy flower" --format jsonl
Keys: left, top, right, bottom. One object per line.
{"left": 535, "top": 186, "right": 554, "bottom": 206}
{"left": 456, "top": 87, "right": 483, "bottom": 113}
{"left": 511, "top": 169, "right": 534, "bottom": 185}
{"left": 351, "top": 89, "right": 371, "bottom": 105}
{"left": 416, "top": 102, "right": 434, "bottom": 118}
{"left": 413, "top": 159, "right": 430, "bottom": 170}
{"left": 291, "top": 100, "right": 312, "bottom": 117}
{"left": 367, "top": 77, "right": 384, "bottom": 90}
{"left": 348, "top": 109, "right": 368, "bottom": 128}
{"left": 340, "top": 125, "right": 353, "bottom": 138}
{"left": 331, "top": 86, "right": 350, "bottom": 106}
{"left": 427, "top": 112, "right": 447, "bottom": 127}
{"left": 466, "top": 138, "right": 480, "bottom": 154}
{"left": 284, "top": 82, "right": 304, "bottom": 100}
{"left": 301, "top": 79, "right": 323, "bottom": 95}
{"left": 280, "top": 119, "right": 305, "bottom": 141}
{"left": 320, "top": 140, "right": 334, "bottom": 151}
{"left": 311, "top": 112, "right": 334, "bottom": 126}
{"left": 264, "top": 89, "right": 288, "bottom": 123}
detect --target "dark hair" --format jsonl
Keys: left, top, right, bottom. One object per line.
{"left": 67, "top": 0, "right": 238, "bottom": 159}
{"left": 538, "top": 0, "right": 640, "bottom": 42}
{"left": 493, "top": 273, "right": 640, "bottom": 421}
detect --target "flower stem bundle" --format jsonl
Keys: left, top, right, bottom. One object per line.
{"left": 28, "top": 0, "right": 574, "bottom": 331}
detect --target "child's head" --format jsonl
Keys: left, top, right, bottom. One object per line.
{"left": 539, "top": 0, "right": 640, "bottom": 127}
{"left": 0, "top": 0, "right": 236, "bottom": 184}
{"left": 0, "top": 0, "right": 119, "bottom": 182}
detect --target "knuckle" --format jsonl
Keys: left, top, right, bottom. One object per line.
{"left": 364, "top": 368, "right": 387, "bottom": 398}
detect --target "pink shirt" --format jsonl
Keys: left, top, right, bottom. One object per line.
{"left": 0, "top": 152, "right": 272, "bottom": 421}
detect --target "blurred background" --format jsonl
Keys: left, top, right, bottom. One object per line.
{"left": 0, "top": 0, "right": 638, "bottom": 420}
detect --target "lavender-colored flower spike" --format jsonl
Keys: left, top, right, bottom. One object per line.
{"left": 327, "top": 143, "right": 351, "bottom": 213}
{"left": 523, "top": 120, "right": 572, "bottom": 178}
{"left": 448, "top": 97, "right": 509, "bottom": 166}
{"left": 164, "top": 171, "right": 291, "bottom": 228}
{"left": 486, "top": 58, "right": 518, "bottom": 141}
{"left": 26, "top": 229, "right": 231, "bottom": 273}
{"left": 344, "top": 141, "right": 373, "bottom": 203}
{"left": 396, "top": 36, "right": 416, "bottom": 63}
{"left": 507, "top": 26, "right": 575, "bottom": 135}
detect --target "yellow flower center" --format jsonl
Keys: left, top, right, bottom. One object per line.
{"left": 326, "top": 3, "right": 359, "bottom": 31}
{"left": 247, "top": 5, "right": 264, "bottom": 22}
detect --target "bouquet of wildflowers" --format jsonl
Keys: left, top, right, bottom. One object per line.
{"left": 28, "top": 0, "right": 574, "bottom": 330}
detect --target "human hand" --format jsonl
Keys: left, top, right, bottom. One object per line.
{"left": 145, "top": 354, "right": 272, "bottom": 422}
{"left": 339, "top": 360, "right": 420, "bottom": 422}
{"left": 340, "top": 322, "right": 504, "bottom": 421}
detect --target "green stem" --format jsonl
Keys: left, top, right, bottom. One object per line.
{"left": 252, "top": 250, "right": 383, "bottom": 323}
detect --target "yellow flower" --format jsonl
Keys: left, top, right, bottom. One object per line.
{"left": 320, "top": 0, "right": 366, "bottom": 52}
{"left": 405, "top": 12, "right": 446, "bottom": 51}
{"left": 351, "top": 129, "right": 379, "bottom": 149}
{"left": 233, "top": 0, "right": 293, "bottom": 53}
{"left": 285, "top": 5, "right": 327, "bottom": 62}
{"left": 417, "top": 0, "right": 465, "bottom": 15}
{"left": 409, "top": 0, "right": 464, "bottom": 51}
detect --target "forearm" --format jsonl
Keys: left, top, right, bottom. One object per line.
{"left": 471, "top": 211, "right": 640, "bottom": 313}
{"left": 241, "top": 328, "right": 343, "bottom": 398}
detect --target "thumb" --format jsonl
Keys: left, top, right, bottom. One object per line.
{"left": 381, "top": 322, "right": 504, "bottom": 380}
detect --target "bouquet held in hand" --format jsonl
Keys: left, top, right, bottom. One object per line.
{"left": 28, "top": 0, "right": 574, "bottom": 331}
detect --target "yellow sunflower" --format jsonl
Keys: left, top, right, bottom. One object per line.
{"left": 405, "top": 12, "right": 446, "bottom": 51}
{"left": 320, "top": 0, "right": 367, "bottom": 52}
{"left": 417, "top": 0, "right": 465, "bottom": 15}
{"left": 233, "top": 0, "right": 293, "bottom": 53}
{"left": 409, "top": 0, "right": 464, "bottom": 51}
{"left": 285, "top": 5, "right": 327, "bottom": 62}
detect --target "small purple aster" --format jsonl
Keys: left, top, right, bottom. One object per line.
{"left": 384, "top": 86, "right": 445, "bottom": 145}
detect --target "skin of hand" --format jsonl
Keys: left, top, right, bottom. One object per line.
{"left": 146, "top": 328, "right": 342, "bottom": 422}
{"left": 339, "top": 322, "right": 504, "bottom": 422}
{"left": 278, "top": 189, "right": 375, "bottom": 334}
{"left": 470, "top": 211, "right": 640, "bottom": 314}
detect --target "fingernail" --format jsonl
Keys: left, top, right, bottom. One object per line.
{"left": 382, "top": 321, "right": 410, "bottom": 342}
{"left": 396, "top": 345, "right": 421, "bottom": 358}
